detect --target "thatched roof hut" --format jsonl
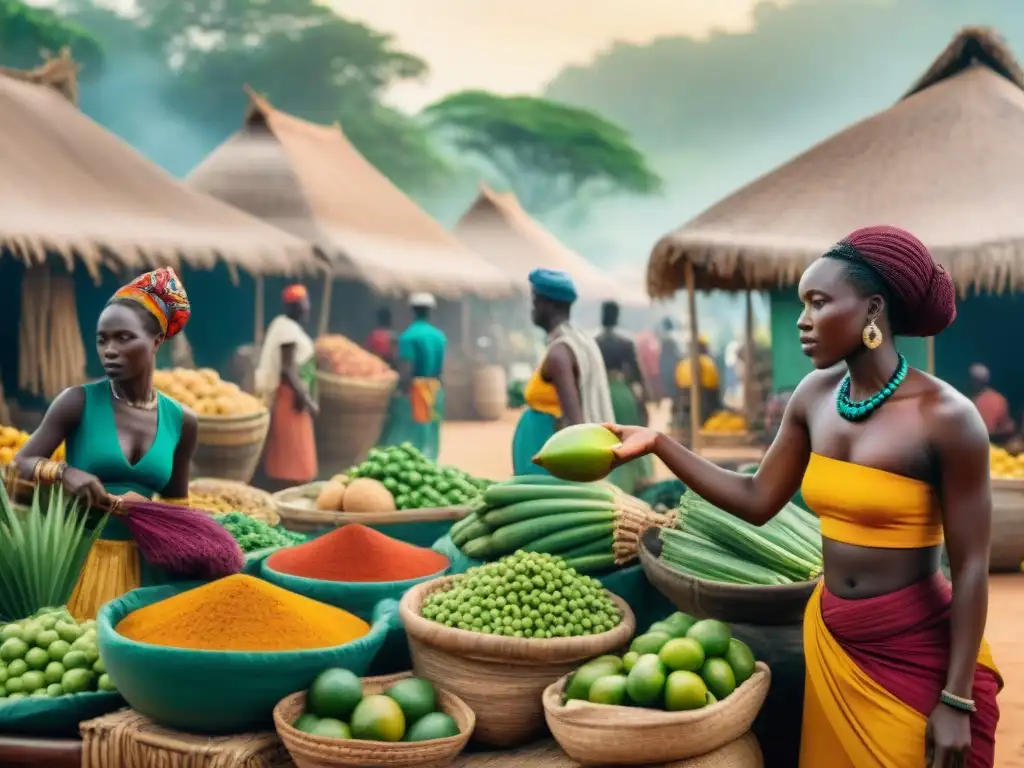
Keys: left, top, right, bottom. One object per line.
{"left": 455, "top": 184, "right": 648, "bottom": 305}
{"left": 0, "top": 57, "right": 318, "bottom": 279}
{"left": 647, "top": 27, "right": 1024, "bottom": 297}
{"left": 188, "top": 91, "right": 515, "bottom": 299}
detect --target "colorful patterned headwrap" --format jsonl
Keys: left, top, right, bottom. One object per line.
{"left": 110, "top": 267, "right": 191, "bottom": 339}
{"left": 282, "top": 284, "right": 308, "bottom": 304}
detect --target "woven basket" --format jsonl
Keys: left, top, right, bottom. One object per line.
{"left": 989, "top": 478, "right": 1024, "bottom": 571}
{"left": 273, "top": 672, "right": 474, "bottom": 768}
{"left": 399, "top": 576, "right": 635, "bottom": 749}
{"left": 315, "top": 371, "right": 397, "bottom": 478}
{"left": 472, "top": 365, "right": 506, "bottom": 421}
{"left": 193, "top": 410, "right": 270, "bottom": 483}
{"left": 273, "top": 482, "right": 469, "bottom": 534}
{"left": 542, "top": 663, "right": 769, "bottom": 765}
{"left": 189, "top": 477, "right": 279, "bottom": 526}
{"left": 639, "top": 528, "right": 819, "bottom": 626}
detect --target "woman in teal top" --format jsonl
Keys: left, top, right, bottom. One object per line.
{"left": 16, "top": 267, "right": 198, "bottom": 619}
{"left": 378, "top": 293, "right": 448, "bottom": 460}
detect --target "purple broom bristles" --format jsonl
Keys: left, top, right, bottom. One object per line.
{"left": 113, "top": 500, "right": 244, "bottom": 579}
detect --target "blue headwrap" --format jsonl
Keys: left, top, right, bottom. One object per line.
{"left": 528, "top": 268, "right": 578, "bottom": 305}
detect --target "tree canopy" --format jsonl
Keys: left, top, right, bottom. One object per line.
{"left": 0, "top": 0, "right": 102, "bottom": 73}
{"left": 423, "top": 90, "right": 661, "bottom": 215}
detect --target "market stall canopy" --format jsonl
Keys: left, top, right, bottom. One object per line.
{"left": 0, "top": 56, "right": 318, "bottom": 280}
{"left": 647, "top": 27, "right": 1024, "bottom": 297}
{"left": 187, "top": 90, "right": 516, "bottom": 299}
{"left": 454, "top": 184, "right": 648, "bottom": 305}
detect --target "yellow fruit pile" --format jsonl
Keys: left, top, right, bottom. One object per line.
{"left": 990, "top": 445, "right": 1024, "bottom": 480}
{"left": 315, "top": 335, "right": 393, "bottom": 379}
{"left": 153, "top": 368, "right": 264, "bottom": 418}
{"left": 702, "top": 411, "right": 747, "bottom": 434}
{"left": 0, "top": 426, "right": 64, "bottom": 466}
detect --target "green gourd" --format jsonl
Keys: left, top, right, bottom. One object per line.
{"left": 531, "top": 424, "right": 621, "bottom": 482}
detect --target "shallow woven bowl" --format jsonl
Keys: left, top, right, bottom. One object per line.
{"left": 542, "top": 662, "right": 770, "bottom": 765}
{"left": 273, "top": 672, "right": 475, "bottom": 768}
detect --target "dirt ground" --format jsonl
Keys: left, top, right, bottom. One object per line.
{"left": 438, "top": 410, "right": 1024, "bottom": 766}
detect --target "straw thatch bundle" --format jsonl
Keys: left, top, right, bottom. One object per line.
{"left": 647, "top": 27, "right": 1024, "bottom": 298}
{"left": 188, "top": 90, "right": 516, "bottom": 299}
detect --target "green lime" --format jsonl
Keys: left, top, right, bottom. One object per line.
{"left": 310, "top": 718, "right": 352, "bottom": 739}
{"left": 664, "top": 670, "right": 709, "bottom": 711}
{"left": 700, "top": 658, "right": 737, "bottom": 701}
{"left": 62, "top": 651, "right": 88, "bottom": 670}
{"left": 55, "top": 622, "right": 82, "bottom": 645}
{"left": 20, "top": 671, "right": 44, "bottom": 692}
{"left": 0, "top": 638, "right": 28, "bottom": 663}
{"left": 20, "top": 622, "right": 40, "bottom": 646}
{"left": 35, "top": 630, "right": 59, "bottom": 649}
{"left": 29, "top": 689, "right": 47, "bottom": 697}
{"left": 625, "top": 654, "right": 667, "bottom": 708}
{"left": 47, "top": 640, "right": 71, "bottom": 663}
{"left": 97, "top": 673, "right": 117, "bottom": 692}
{"left": 686, "top": 619, "right": 732, "bottom": 658}
{"left": 647, "top": 621, "right": 683, "bottom": 638}
{"left": 24, "top": 647, "right": 50, "bottom": 671}
{"left": 0, "top": 625, "right": 22, "bottom": 643}
{"left": 5, "top": 677, "right": 24, "bottom": 695}
{"left": 7, "top": 660, "right": 27, "bottom": 678}
{"left": 92, "top": 657, "right": 106, "bottom": 675}
{"left": 44, "top": 662, "right": 65, "bottom": 685}
{"left": 37, "top": 615, "right": 58, "bottom": 631}
{"left": 0, "top": 668, "right": 6, "bottom": 686}
{"left": 663, "top": 612, "right": 698, "bottom": 636}
{"left": 307, "top": 668, "right": 363, "bottom": 720}
{"left": 293, "top": 713, "right": 320, "bottom": 733}
{"left": 350, "top": 695, "right": 406, "bottom": 742}
{"left": 658, "top": 638, "right": 706, "bottom": 673}
{"left": 46, "top": 683, "right": 63, "bottom": 697}
{"left": 587, "top": 674, "right": 628, "bottom": 706}
{"left": 564, "top": 657, "right": 623, "bottom": 701}
{"left": 5, "top": 692, "right": 26, "bottom": 701}
{"left": 629, "top": 632, "right": 671, "bottom": 656}
{"left": 403, "top": 712, "right": 460, "bottom": 741}
{"left": 61, "top": 668, "right": 94, "bottom": 694}
{"left": 621, "top": 651, "right": 640, "bottom": 672}
{"left": 385, "top": 677, "right": 437, "bottom": 723}
{"left": 724, "top": 639, "right": 756, "bottom": 685}
{"left": 706, "top": 691, "right": 718, "bottom": 705}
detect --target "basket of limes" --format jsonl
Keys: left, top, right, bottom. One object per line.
{"left": 398, "top": 553, "right": 635, "bottom": 748}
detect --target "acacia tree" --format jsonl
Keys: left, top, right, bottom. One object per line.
{"left": 0, "top": 0, "right": 102, "bottom": 72}
{"left": 423, "top": 90, "right": 661, "bottom": 215}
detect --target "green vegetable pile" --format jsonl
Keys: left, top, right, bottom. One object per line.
{"left": 0, "top": 606, "right": 116, "bottom": 703}
{"left": 421, "top": 551, "right": 621, "bottom": 638}
{"left": 213, "top": 512, "right": 305, "bottom": 553}
{"left": 348, "top": 443, "right": 492, "bottom": 510}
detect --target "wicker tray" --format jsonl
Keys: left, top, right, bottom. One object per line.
{"left": 639, "top": 528, "right": 819, "bottom": 626}
{"left": 273, "top": 482, "right": 469, "bottom": 533}
{"left": 79, "top": 708, "right": 290, "bottom": 768}
{"left": 990, "top": 477, "right": 1024, "bottom": 572}
{"left": 189, "top": 477, "right": 279, "bottom": 526}
{"left": 194, "top": 410, "right": 271, "bottom": 484}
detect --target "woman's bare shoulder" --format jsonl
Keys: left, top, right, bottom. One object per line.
{"left": 912, "top": 370, "right": 987, "bottom": 447}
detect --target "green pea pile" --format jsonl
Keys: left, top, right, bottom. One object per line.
{"left": 421, "top": 552, "right": 621, "bottom": 638}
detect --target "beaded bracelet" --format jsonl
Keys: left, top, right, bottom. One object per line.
{"left": 940, "top": 690, "right": 977, "bottom": 713}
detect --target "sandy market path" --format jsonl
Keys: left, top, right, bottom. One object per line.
{"left": 438, "top": 412, "right": 1024, "bottom": 766}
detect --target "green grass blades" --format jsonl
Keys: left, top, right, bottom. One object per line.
{"left": 0, "top": 485, "right": 108, "bottom": 621}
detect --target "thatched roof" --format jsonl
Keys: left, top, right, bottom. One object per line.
{"left": 0, "top": 60, "right": 319, "bottom": 279}
{"left": 454, "top": 184, "right": 648, "bottom": 305}
{"left": 647, "top": 27, "right": 1024, "bottom": 297}
{"left": 188, "top": 91, "right": 516, "bottom": 299}
{"left": 0, "top": 47, "right": 80, "bottom": 105}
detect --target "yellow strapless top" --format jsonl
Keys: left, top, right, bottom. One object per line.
{"left": 523, "top": 368, "right": 562, "bottom": 418}
{"left": 801, "top": 453, "right": 943, "bottom": 549}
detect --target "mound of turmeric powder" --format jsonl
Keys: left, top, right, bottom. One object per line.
{"left": 115, "top": 574, "right": 370, "bottom": 651}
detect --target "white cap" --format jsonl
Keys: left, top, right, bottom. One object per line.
{"left": 409, "top": 292, "right": 436, "bottom": 308}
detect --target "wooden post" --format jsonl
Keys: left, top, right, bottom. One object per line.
{"left": 254, "top": 275, "right": 265, "bottom": 347}
{"left": 318, "top": 275, "right": 333, "bottom": 337}
{"left": 926, "top": 336, "right": 935, "bottom": 376}
{"left": 744, "top": 289, "right": 755, "bottom": 424}
{"left": 685, "top": 262, "right": 702, "bottom": 454}
{"left": 461, "top": 298, "right": 472, "bottom": 357}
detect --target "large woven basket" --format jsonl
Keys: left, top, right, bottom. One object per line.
{"left": 400, "top": 576, "right": 635, "bottom": 749}
{"left": 472, "top": 365, "right": 506, "bottom": 421}
{"left": 314, "top": 371, "right": 397, "bottom": 478}
{"left": 990, "top": 478, "right": 1024, "bottom": 572}
{"left": 639, "top": 528, "right": 819, "bottom": 626}
{"left": 542, "top": 664, "right": 769, "bottom": 765}
{"left": 273, "top": 482, "right": 469, "bottom": 533}
{"left": 273, "top": 672, "right": 474, "bottom": 768}
{"left": 189, "top": 477, "right": 279, "bottom": 525}
{"left": 193, "top": 410, "right": 270, "bottom": 483}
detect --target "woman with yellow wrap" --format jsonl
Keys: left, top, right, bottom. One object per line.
{"left": 15, "top": 267, "right": 198, "bottom": 620}
{"left": 605, "top": 226, "right": 1001, "bottom": 767}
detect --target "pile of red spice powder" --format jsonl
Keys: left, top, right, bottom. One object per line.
{"left": 266, "top": 524, "right": 450, "bottom": 582}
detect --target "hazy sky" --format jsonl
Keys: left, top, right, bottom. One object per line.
{"left": 329, "top": 0, "right": 787, "bottom": 109}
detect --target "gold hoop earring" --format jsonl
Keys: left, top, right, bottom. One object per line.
{"left": 862, "top": 321, "right": 883, "bottom": 350}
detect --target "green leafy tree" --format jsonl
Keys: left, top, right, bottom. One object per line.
{"left": 423, "top": 90, "right": 661, "bottom": 215}
{"left": 0, "top": 0, "right": 102, "bottom": 73}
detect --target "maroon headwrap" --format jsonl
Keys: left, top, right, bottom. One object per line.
{"left": 832, "top": 226, "right": 956, "bottom": 337}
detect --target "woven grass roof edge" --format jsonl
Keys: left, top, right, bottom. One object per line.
{"left": 0, "top": 48, "right": 79, "bottom": 104}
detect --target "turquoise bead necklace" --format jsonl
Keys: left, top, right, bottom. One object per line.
{"left": 836, "top": 354, "right": 908, "bottom": 422}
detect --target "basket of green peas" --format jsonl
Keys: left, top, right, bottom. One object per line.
{"left": 398, "top": 552, "right": 635, "bottom": 748}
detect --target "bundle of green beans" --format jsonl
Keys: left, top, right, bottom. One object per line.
{"left": 660, "top": 489, "right": 822, "bottom": 585}
{"left": 449, "top": 475, "right": 653, "bottom": 574}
